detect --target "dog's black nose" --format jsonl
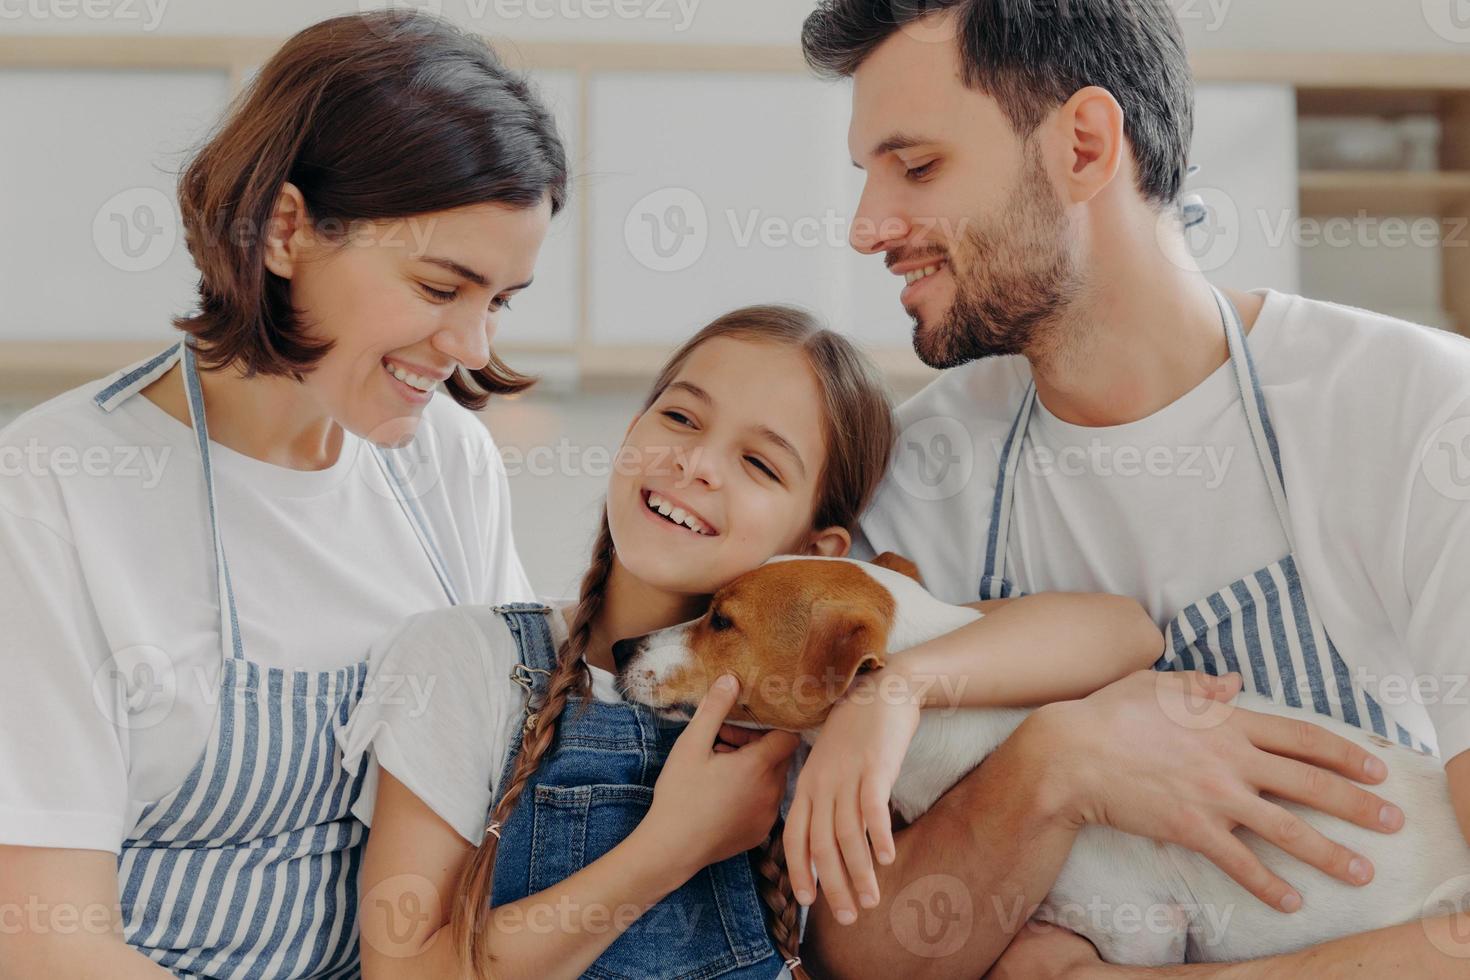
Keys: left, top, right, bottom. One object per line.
{"left": 611, "top": 637, "right": 642, "bottom": 671}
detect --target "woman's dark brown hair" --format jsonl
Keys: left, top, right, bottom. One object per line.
{"left": 451, "top": 305, "right": 897, "bottom": 979}
{"left": 173, "top": 10, "right": 568, "bottom": 409}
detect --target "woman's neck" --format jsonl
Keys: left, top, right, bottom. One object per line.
{"left": 143, "top": 360, "right": 344, "bottom": 470}
{"left": 580, "top": 559, "right": 707, "bottom": 673}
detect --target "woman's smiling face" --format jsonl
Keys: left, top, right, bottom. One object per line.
{"left": 269, "top": 190, "right": 551, "bottom": 444}
{"left": 608, "top": 336, "right": 847, "bottom": 596}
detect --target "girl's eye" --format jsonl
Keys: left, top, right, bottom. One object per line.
{"left": 491, "top": 296, "right": 514, "bottom": 312}
{"left": 662, "top": 410, "right": 694, "bottom": 427}
{"left": 420, "top": 283, "right": 457, "bottom": 302}
{"left": 710, "top": 611, "right": 733, "bottom": 632}
{"left": 746, "top": 456, "right": 779, "bottom": 482}
{"left": 905, "top": 161, "right": 937, "bottom": 180}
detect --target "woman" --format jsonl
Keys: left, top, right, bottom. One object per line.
{"left": 0, "top": 11, "right": 565, "bottom": 977}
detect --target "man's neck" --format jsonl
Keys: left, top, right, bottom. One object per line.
{"left": 1027, "top": 219, "right": 1263, "bottom": 428}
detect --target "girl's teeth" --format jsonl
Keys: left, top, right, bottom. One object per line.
{"left": 646, "top": 492, "right": 710, "bottom": 535}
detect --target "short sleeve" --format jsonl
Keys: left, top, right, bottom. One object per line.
{"left": 0, "top": 484, "right": 130, "bottom": 851}
{"left": 338, "top": 607, "right": 525, "bottom": 845}
{"left": 1403, "top": 393, "right": 1470, "bottom": 762}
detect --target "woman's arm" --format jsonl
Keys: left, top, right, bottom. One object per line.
{"left": 903, "top": 592, "right": 1165, "bottom": 709}
{"left": 0, "top": 846, "right": 172, "bottom": 979}
{"left": 360, "top": 676, "right": 800, "bottom": 980}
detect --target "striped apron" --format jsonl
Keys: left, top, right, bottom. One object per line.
{"left": 93, "top": 341, "right": 463, "bottom": 978}
{"left": 978, "top": 287, "right": 1429, "bottom": 750}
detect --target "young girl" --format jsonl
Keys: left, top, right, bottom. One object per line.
{"left": 343, "top": 304, "right": 1164, "bottom": 978}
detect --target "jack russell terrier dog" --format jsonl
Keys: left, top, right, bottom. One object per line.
{"left": 610, "top": 553, "right": 1470, "bottom": 965}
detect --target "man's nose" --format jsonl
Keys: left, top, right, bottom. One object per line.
{"left": 611, "top": 637, "right": 643, "bottom": 671}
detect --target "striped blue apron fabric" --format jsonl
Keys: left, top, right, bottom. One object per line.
{"left": 93, "top": 341, "right": 462, "bottom": 977}
{"left": 978, "top": 288, "right": 1429, "bottom": 751}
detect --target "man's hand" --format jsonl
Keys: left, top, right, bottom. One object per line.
{"left": 1028, "top": 670, "right": 1402, "bottom": 912}
{"left": 987, "top": 921, "right": 1109, "bottom": 980}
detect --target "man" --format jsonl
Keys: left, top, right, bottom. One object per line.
{"left": 791, "top": 0, "right": 1470, "bottom": 975}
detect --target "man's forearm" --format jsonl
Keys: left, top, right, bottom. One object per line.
{"left": 802, "top": 717, "right": 1081, "bottom": 979}
{"left": 1074, "top": 913, "right": 1470, "bottom": 980}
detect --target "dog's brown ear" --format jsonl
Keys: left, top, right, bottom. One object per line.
{"left": 871, "top": 551, "right": 923, "bottom": 586}
{"left": 802, "top": 600, "right": 887, "bottom": 699}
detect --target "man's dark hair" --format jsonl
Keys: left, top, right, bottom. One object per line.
{"left": 802, "top": 0, "right": 1194, "bottom": 207}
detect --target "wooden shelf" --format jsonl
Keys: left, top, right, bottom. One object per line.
{"left": 1298, "top": 171, "right": 1470, "bottom": 216}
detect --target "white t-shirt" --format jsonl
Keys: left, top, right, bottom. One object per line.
{"left": 0, "top": 374, "right": 533, "bottom": 853}
{"left": 338, "top": 599, "right": 623, "bottom": 845}
{"left": 857, "top": 289, "right": 1470, "bottom": 760}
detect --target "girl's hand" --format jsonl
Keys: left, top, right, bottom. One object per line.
{"left": 642, "top": 674, "right": 802, "bottom": 876}
{"left": 784, "top": 667, "right": 921, "bottom": 924}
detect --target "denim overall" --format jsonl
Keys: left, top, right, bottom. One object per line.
{"left": 979, "top": 286, "right": 1429, "bottom": 750}
{"left": 487, "top": 602, "right": 788, "bottom": 979}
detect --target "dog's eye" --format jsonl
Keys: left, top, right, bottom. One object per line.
{"left": 710, "top": 611, "right": 733, "bottom": 632}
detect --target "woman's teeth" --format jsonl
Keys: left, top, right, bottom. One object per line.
{"left": 646, "top": 491, "right": 712, "bottom": 535}
{"left": 904, "top": 264, "right": 942, "bottom": 285}
{"left": 384, "top": 360, "right": 435, "bottom": 393}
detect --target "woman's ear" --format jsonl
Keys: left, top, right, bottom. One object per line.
{"left": 803, "top": 525, "right": 851, "bottom": 558}
{"left": 262, "top": 181, "right": 312, "bottom": 280}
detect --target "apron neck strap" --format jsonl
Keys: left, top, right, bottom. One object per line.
{"left": 980, "top": 286, "right": 1294, "bottom": 591}
{"left": 1214, "top": 285, "right": 1295, "bottom": 548}
{"left": 181, "top": 341, "right": 248, "bottom": 661}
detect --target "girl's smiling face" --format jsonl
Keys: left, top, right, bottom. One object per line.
{"left": 608, "top": 336, "right": 851, "bottom": 595}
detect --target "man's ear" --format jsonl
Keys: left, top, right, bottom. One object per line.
{"left": 802, "top": 599, "right": 887, "bottom": 699}
{"left": 1050, "top": 84, "right": 1125, "bottom": 208}
{"left": 870, "top": 551, "right": 923, "bottom": 585}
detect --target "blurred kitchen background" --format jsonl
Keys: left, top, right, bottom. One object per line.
{"left": 2, "top": 1, "right": 1468, "bottom": 596}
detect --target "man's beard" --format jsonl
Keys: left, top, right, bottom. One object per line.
{"left": 910, "top": 148, "right": 1082, "bottom": 370}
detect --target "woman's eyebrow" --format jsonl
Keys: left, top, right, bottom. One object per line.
{"left": 667, "top": 380, "right": 807, "bottom": 478}
{"left": 418, "top": 254, "right": 535, "bottom": 293}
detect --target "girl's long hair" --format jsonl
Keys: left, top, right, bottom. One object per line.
{"left": 452, "top": 305, "right": 897, "bottom": 978}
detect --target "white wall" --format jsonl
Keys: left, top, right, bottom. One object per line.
{"left": 4, "top": 0, "right": 1468, "bottom": 53}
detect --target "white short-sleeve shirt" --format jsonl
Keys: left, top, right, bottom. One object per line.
{"left": 0, "top": 378, "right": 533, "bottom": 852}
{"left": 857, "top": 290, "right": 1470, "bottom": 760}
{"left": 339, "top": 600, "right": 623, "bottom": 845}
